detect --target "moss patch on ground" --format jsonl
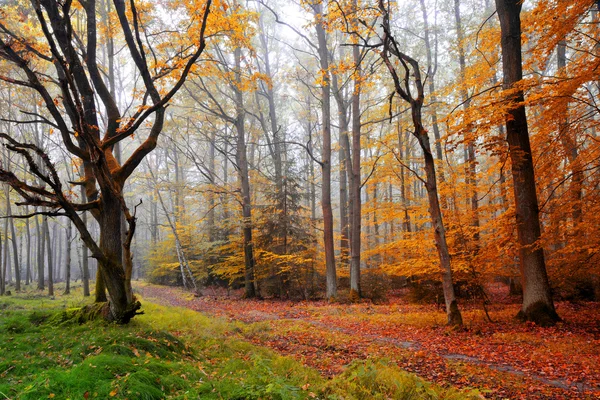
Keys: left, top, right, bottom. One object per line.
{"left": 0, "top": 285, "right": 479, "bottom": 399}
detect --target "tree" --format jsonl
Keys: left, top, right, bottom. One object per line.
{"left": 378, "top": 0, "right": 463, "bottom": 326}
{"left": 0, "top": 0, "right": 212, "bottom": 322}
{"left": 495, "top": 0, "right": 559, "bottom": 326}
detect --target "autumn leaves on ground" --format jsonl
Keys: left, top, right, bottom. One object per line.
{"left": 136, "top": 282, "right": 600, "bottom": 399}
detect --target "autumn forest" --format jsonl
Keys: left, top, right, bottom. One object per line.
{"left": 0, "top": 0, "right": 599, "bottom": 398}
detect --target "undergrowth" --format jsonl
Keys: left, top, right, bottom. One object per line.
{"left": 0, "top": 285, "right": 479, "bottom": 399}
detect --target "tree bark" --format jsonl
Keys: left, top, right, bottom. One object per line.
{"left": 233, "top": 47, "right": 256, "bottom": 298}
{"left": 332, "top": 70, "right": 351, "bottom": 268}
{"left": 349, "top": 19, "right": 362, "bottom": 296}
{"left": 556, "top": 40, "right": 583, "bottom": 225}
{"left": 495, "top": 0, "right": 559, "bottom": 326}
{"left": 44, "top": 214, "right": 54, "bottom": 296}
{"left": 80, "top": 184, "right": 90, "bottom": 297}
{"left": 314, "top": 2, "right": 337, "bottom": 300}
{"left": 64, "top": 219, "right": 72, "bottom": 294}
{"left": 25, "top": 205, "right": 31, "bottom": 285}
{"left": 454, "top": 0, "right": 480, "bottom": 249}
{"left": 36, "top": 214, "right": 44, "bottom": 290}
{"left": 6, "top": 186, "right": 21, "bottom": 291}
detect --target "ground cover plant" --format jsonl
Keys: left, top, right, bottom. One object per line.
{"left": 0, "top": 284, "right": 480, "bottom": 399}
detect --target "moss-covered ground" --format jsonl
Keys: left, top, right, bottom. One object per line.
{"left": 0, "top": 284, "right": 478, "bottom": 399}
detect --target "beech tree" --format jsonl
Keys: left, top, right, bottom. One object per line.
{"left": 0, "top": 0, "right": 212, "bottom": 323}
{"left": 495, "top": 0, "right": 559, "bottom": 325}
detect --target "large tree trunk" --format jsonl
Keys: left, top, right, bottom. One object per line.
{"left": 314, "top": 2, "right": 337, "bottom": 300}
{"left": 495, "top": 0, "right": 559, "bottom": 326}
{"left": 97, "top": 192, "right": 139, "bottom": 323}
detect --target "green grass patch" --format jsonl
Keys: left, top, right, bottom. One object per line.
{"left": 0, "top": 285, "right": 479, "bottom": 399}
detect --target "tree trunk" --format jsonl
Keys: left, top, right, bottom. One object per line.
{"left": 314, "top": 2, "right": 337, "bottom": 300}
{"left": 6, "top": 186, "right": 20, "bottom": 291}
{"left": 333, "top": 79, "right": 350, "bottom": 267}
{"left": 36, "top": 214, "right": 44, "bottom": 290}
{"left": 64, "top": 219, "right": 72, "bottom": 294}
{"left": 556, "top": 40, "right": 583, "bottom": 225}
{"left": 25, "top": 206, "right": 31, "bottom": 285}
{"left": 233, "top": 47, "right": 256, "bottom": 298}
{"left": 207, "top": 130, "right": 217, "bottom": 242}
{"left": 81, "top": 185, "right": 90, "bottom": 297}
{"left": 495, "top": 0, "right": 559, "bottom": 326}
{"left": 349, "top": 25, "right": 362, "bottom": 296}
{"left": 44, "top": 214, "right": 54, "bottom": 296}
{"left": 97, "top": 192, "right": 138, "bottom": 323}
{"left": 2, "top": 195, "right": 9, "bottom": 287}
{"left": 454, "top": 0, "right": 480, "bottom": 249}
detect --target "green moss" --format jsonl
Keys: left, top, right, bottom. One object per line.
{"left": 0, "top": 285, "right": 476, "bottom": 400}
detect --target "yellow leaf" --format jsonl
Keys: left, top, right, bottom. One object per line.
{"left": 109, "top": 389, "right": 118, "bottom": 397}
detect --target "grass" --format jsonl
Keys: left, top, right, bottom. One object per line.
{"left": 0, "top": 283, "right": 480, "bottom": 399}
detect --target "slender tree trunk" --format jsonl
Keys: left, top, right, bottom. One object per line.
{"left": 44, "top": 214, "right": 54, "bottom": 296}
{"left": 36, "top": 214, "right": 44, "bottom": 290}
{"left": 495, "top": 0, "right": 559, "bottom": 325}
{"left": 454, "top": 0, "right": 480, "bottom": 249}
{"left": 556, "top": 40, "right": 583, "bottom": 225}
{"left": 314, "top": 2, "right": 337, "bottom": 300}
{"left": 399, "top": 129, "right": 412, "bottom": 232}
{"left": 331, "top": 51, "right": 351, "bottom": 267}
{"left": 6, "top": 186, "right": 20, "bottom": 291}
{"left": 207, "top": 130, "right": 216, "bottom": 242}
{"left": 54, "top": 224, "right": 61, "bottom": 282}
{"left": 81, "top": 185, "right": 90, "bottom": 297}
{"left": 64, "top": 219, "right": 72, "bottom": 294}
{"left": 419, "top": 0, "right": 443, "bottom": 163}
{"left": 2, "top": 193, "right": 9, "bottom": 287}
{"left": 349, "top": 20, "right": 362, "bottom": 295}
{"left": 380, "top": 5, "right": 462, "bottom": 325}
{"left": 25, "top": 206, "right": 31, "bottom": 285}
{"left": 233, "top": 47, "right": 256, "bottom": 298}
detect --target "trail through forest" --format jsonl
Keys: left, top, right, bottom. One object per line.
{"left": 136, "top": 283, "right": 600, "bottom": 399}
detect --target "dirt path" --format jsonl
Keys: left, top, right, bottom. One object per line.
{"left": 136, "top": 283, "right": 600, "bottom": 399}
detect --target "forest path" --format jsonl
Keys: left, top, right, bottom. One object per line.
{"left": 135, "top": 283, "right": 600, "bottom": 399}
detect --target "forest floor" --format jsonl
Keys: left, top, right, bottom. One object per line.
{"left": 136, "top": 282, "right": 600, "bottom": 400}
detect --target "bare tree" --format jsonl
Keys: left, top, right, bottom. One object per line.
{"left": 0, "top": 0, "right": 212, "bottom": 322}
{"left": 378, "top": 0, "right": 463, "bottom": 326}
